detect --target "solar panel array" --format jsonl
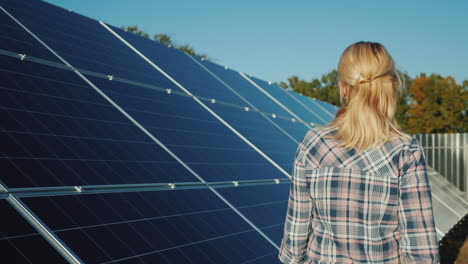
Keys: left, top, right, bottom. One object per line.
{"left": 0, "top": 0, "right": 339, "bottom": 263}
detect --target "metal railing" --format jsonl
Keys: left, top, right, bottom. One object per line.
{"left": 414, "top": 133, "right": 468, "bottom": 194}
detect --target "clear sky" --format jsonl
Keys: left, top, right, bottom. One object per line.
{"left": 44, "top": 0, "right": 468, "bottom": 84}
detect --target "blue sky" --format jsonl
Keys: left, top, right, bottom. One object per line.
{"left": 44, "top": 0, "right": 468, "bottom": 84}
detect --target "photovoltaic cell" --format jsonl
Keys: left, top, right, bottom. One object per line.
{"left": 23, "top": 189, "right": 278, "bottom": 263}
{"left": 0, "top": 200, "right": 67, "bottom": 263}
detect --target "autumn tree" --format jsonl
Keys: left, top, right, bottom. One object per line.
{"left": 407, "top": 74, "right": 467, "bottom": 133}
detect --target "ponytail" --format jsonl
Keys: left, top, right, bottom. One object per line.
{"left": 321, "top": 42, "right": 410, "bottom": 153}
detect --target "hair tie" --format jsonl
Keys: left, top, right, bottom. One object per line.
{"left": 358, "top": 79, "right": 372, "bottom": 84}
{"left": 358, "top": 73, "right": 388, "bottom": 84}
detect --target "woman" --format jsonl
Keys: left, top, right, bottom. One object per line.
{"left": 278, "top": 41, "right": 439, "bottom": 263}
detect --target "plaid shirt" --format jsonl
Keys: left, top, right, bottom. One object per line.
{"left": 279, "top": 127, "right": 439, "bottom": 264}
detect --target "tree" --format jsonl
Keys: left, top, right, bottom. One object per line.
{"left": 153, "top": 33, "right": 172, "bottom": 46}
{"left": 178, "top": 44, "right": 196, "bottom": 56}
{"left": 407, "top": 74, "right": 467, "bottom": 133}
{"left": 317, "top": 70, "right": 339, "bottom": 106}
{"left": 287, "top": 76, "right": 313, "bottom": 97}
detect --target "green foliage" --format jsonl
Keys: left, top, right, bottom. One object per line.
{"left": 318, "top": 70, "right": 339, "bottom": 106}
{"left": 153, "top": 33, "right": 172, "bottom": 46}
{"left": 178, "top": 44, "right": 196, "bottom": 56}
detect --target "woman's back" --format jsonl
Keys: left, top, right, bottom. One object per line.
{"left": 279, "top": 126, "right": 438, "bottom": 263}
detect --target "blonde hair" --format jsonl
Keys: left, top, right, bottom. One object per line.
{"left": 322, "top": 41, "right": 410, "bottom": 153}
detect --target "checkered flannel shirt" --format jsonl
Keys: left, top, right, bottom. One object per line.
{"left": 279, "top": 127, "right": 439, "bottom": 263}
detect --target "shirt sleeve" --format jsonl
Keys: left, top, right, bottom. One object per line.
{"left": 278, "top": 141, "right": 314, "bottom": 264}
{"left": 398, "top": 142, "right": 440, "bottom": 263}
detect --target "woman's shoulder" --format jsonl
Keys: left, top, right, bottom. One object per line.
{"left": 395, "top": 136, "right": 426, "bottom": 171}
{"left": 300, "top": 126, "right": 335, "bottom": 147}
{"left": 386, "top": 135, "right": 422, "bottom": 157}
{"left": 304, "top": 125, "right": 336, "bottom": 139}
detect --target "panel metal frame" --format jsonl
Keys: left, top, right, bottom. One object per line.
{"left": 0, "top": 178, "right": 289, "bottom": 199}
